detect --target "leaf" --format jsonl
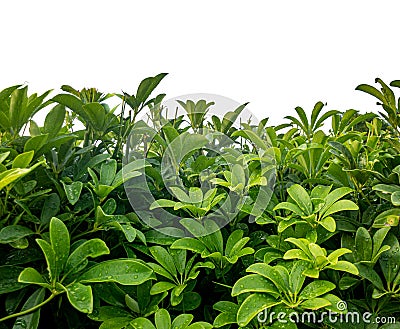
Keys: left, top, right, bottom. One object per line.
{"left": 273, "top": 202, "right": 304, "bottom": 216}
{"left": 149, "top": 199, "right": 177, "bottom": 210}
{"left": 246, "top": 263, "right": 286, "bottom": 292}
{"left": 79, "top": 259, "right": 154, "bottom": 285}
{"left": 225, "top": 230, "right": 243, "bottom": 256}
{"left": 24, "top": 134, "right": 48, "bottom": 153}
{"left": 130, "top": 318, "right": 156, "bottom": 329}
{"left": 355, "top": 84, "right": 385, "bottom": 103}
{"left": 155, "top": 309, "right": 171, "bottom": 329}
{"left": 287, "top": 184, "right": 312, "bottom": 215}
{"left": 300, "top": 297, "right": 331, "bottom": 310}
{"left": 356, "top": 263, "right": 385, "bottom": 291}
{"left": 232, "top": 274, "right": 279, "bottom": 296}
{"left": 49, "top": 217, "right": 70, "bottom": 278}
{"left": 0, "top": 225, "right": 35, "bottom": 244}
{"left": 149, "top": 246, "right": 177, "bottom": 277}
{"left": 100, "top": 159, "right": 117, "bottom": 186}
{"left": 322, "top": 200, "right": 358, "bottom": 218}
{"left": 299, "top": 280, "right": 335, "bottom": 299}
{"left": 18, "top": 268, "right": 51, "bottom": 289}
{"left": 136, "top": 73, "right": 168, "bottom": 107}
{"left": 43, "top": 104, "right": 65, "bottom": 138}
{"left": 171, "top": 238, "right": 207, "bottom": 254}
{"left": 237, "top": 293, "right": 280, "bottom": 327}
{"left": 325, "top": 261, "right": 359, "bottom": 275}
{"left": 172, "top": 314, "right": 194, "bottom": 329}
{"left": 0, "top": 265, "right": 26, "bottom": 294}
{"left": 283, "top": 249, "right": 309, "bottom": 261}
{"left": 320, "top": 216, "right": 336, "bottom": 232}
{"left": 12, "top": 151, "right": 34, "bottom": 169}
{"left": 150, "top": 281, "right": 176, "bottom": 295}
{"left": 65, "top": 239, "right": 110, "bottom": 275}
{"left": 35, "top": 239, "right": 56, "bottom": 282}
{"left": 12, "top": 288, "right": 45, "bottom": 329}
{"left": 99, "top": 317, "right": 133, "bottom": 329}
{"left": 65, "top": 282, "right": 93, "bottom": 313}
{"left": 40, "top": 193, "right": 60, "bottom": 225}
{"left": 62, "top": 181, "right": 83, "bottom": 205}
{"left": 355, "top": 227, "right": 372, "bottom": 261}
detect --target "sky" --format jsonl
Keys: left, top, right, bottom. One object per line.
{"left": 1, "top": 0, "right": 400, "bottom": 126}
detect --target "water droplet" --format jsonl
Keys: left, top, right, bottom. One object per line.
{"left": 15, "top": 319, "right": 27, "bottom": 328}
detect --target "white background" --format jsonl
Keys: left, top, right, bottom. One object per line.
{"left": 1, "top": 0, "right": 399, "bottom": 125}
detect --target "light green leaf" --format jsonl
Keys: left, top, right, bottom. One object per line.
{"left": 232, "top": 274, "right": 279, "bottom": 296}
{"left": 18, "top": 268, "right": 51, "bottom": 289}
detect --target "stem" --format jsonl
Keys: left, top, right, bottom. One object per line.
{"left": 0, "top": 292, "right": 57, "bottom": 323}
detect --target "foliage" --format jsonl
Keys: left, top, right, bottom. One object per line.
{"left": 0, "top": 77, "right": 400, "bottom": 329}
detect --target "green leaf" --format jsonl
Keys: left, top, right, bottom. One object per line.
{"left": 149, "top": 246, "right": 177, "bottom": 277}
{"left": 232, "top": 274, "right": 279, "bottom": 296}
{"left": 150, "top": 199, "right": 177, "bottom": 210}
{"left": 0, "top": 265, "right": 26, "bottom": 294}
{"left": 274, "top": 202, "right": 304, "bottom": 216}
{"left": 391, "top": 191, "right": 400, "bottom": 206}
{"left": 65, "top": 239, "right": 110, "bottom": 275}
{"left": 49, "top": 217, "right": 70, "bottom": 278}
{"left": 65, "top": 282, "right": 93, "bottom": 313}
{"left": 155, "top": 309, "right": 171, "bottom": 329}
{"left": 12, "top": 288, "right": 45, "bottom": 329}
{"left": 136, "top": 73, "right": 168, "bottom": 106}
{"left": 43, "top": 104, "right": 65, "bottom": 138}
{"left": 325, "top": 261, "right": 359, "bottom": 275}
{"left": 355, "top": 84, "right": 385, "bottom": 103}
{"left": 0, "top": 225, "right": 35, "bottom": 244}
{"left": 237, "top": 293, "right": 280, "bottom": 327}
{"left": 283, "top": 249, "right": 309, "bottom": 261}
{"left": 79, "top": 259, "right": 154, "bottom": 285}
{"left": 287, "top": 184, "right": 312, "bottom": 215}
{"left": 99, "top": 317, "right": 133, "bottom": 329}
{"left": 100, "top": 159, "right": 117, "bottom": 186}
{"left": 12, "top": 151, "right": 34, "bottom": 169}
{"left": 300, "top": 297, "right": 331, "bottom": 310}
{"left": 150, "top": 281, "right": 176, "bottom": 295}
{"left": 130, "top": 318, "right": 156, "bottom": 329}
{"left": 320, "top": 187, "right": 353, "bottom": 214}
{"left": 35, "top": 239, "right": 56, "bottom": 282}
{"left": 246, "top": 263, "right": 286, "bottom": 292}
{"left": 24, "top": 134, "right": 48, "bottom": 153}
{"left": 171, "top": 238, "right": 207, "bottom": 254}
{"left": 40, "top": 193, "right": 60, "bottom": 225}
{"left": 320, "top": 216, "right": 336, "bottom": 232}
{"left": 355, "top": 227, "right": 372, "bottom": 261}
{"left": 172, "top": 314, "right": 194, "bottom": 329}
{"left": 299, "top": 280, "right": 335, "bottom": 299}
{"left": 356, "top": 263, "right": 385, "bottom": 291}
{"left": 62, "top": 181, "right": 83, "bottom": 205}
{"left": 18, "top": 268, "right": 51, "bottom": 289}
{"left": 322, "top": 200, "right": 358, "bottom": 218}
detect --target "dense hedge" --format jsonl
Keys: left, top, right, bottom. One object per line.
{"left": 0, "top": 75, "right": 399, "bottom": 328}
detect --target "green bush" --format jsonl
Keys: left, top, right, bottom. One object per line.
{"left": 0, "top": 76, "right": 399, "bottom": 328}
